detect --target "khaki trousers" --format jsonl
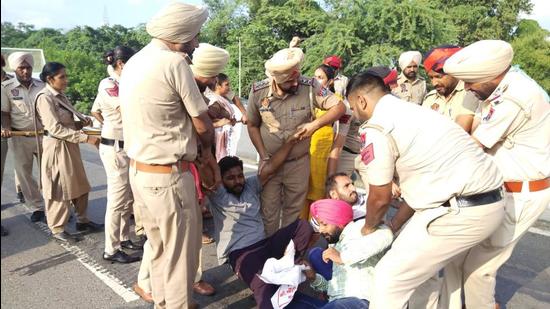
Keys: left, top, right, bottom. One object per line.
{"left": 99, "top": 143, "right": 132, "bottom": 254}
{"left": 138, "top": 240, "right": 204, "bottom": 294}
{"left": 45, "top": 193, "right": 89, "bottom": 234}
{"left": 133, "top": 197, "right": 145, "bottom": 237}
{"left": 261, "top": 155, "right": 310, "bottom": 237}
{"left": 370, "top": 200, "right": 505, "bottom": 309}
{"left": 9, "top": 136, "right": 43, "bottom": 210}
{"left": 442, "top": 187, "right": 550, "bottom": 309}
{"left": 336, "top": 150, "right": 369, "bottom": 193}
{"left": 130, "top": 164, "right": 201, "bottom": 309}
{"left": 1, "top": 138, "right": 7, "bottom": 187}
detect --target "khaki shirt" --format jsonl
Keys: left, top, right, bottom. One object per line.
{"left": 1, "top": 78, "right": 45, "bottom": 130}
{"left": 360, "top": 94, "right": 502, "bottom": 210}
{"left": 119, "top": 39, "right": 208, "bottom": 164}
{"left": 91, "top": 75, "right": 123, "bottom": 140}
{"left": 473, "top": 67, "right": 550, "bottom": 181}
{"left": 333, "top": 101, "right": 362, "bottom": 154}
{"left": 36, "top": 84, "right": 90, "bottom": 200}
{"left": 422, "top": 81, "right": 479, "bottom": 121}
{"left": 247, "top": 76, "right": 340, "bottom": 159}
{"left": 392, "top": 73, "right": 426, "bottom": 105}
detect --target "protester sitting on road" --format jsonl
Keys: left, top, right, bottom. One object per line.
{"left": 302, "top": 199, "right": 394, "bottom": 308}
{"left": 35, "top": 62, "right": 103, "bottom": 243}
{"left": 206, "top": 137, "right": 323, "bottom": 309}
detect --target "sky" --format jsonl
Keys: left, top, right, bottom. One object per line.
{"left": 1, "top": 0, "right": 549, "bottom": 31}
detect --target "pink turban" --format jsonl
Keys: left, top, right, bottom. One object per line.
{"left": 310, "top": 199, "right": 353, "bottom": 227}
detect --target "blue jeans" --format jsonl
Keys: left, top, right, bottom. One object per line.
{"left": 322, "top": 297, "right": 370, "bottom": 309}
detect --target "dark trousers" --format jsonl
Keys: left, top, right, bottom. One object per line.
{"left": 229, "top": 219, "right": 314, "bottom": 309}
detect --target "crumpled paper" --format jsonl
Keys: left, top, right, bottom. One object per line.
{"left": 257, "top": 240, "right": 309, "bottom": 309}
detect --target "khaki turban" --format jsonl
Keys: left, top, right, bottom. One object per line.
{"left": 398, "top": 51, "right": 422, "bottom": 70}
{"left": 443, "top": 40, "right": 514, "bottom": 83}
{"left": 190, "top": 43, "right": 230, "bottom": 78}
{"left": 7, "top": 52, "right": 34, "bottom": 69}
{"left": 264, "top": 48, "right": 304, "bottom": 83}
{"left": 146, "top": 2, "right": 208, "bottom": 44}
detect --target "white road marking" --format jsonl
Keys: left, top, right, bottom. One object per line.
{"left": 528, "top": 227, "right": 550, "bottom": 237}
{"left": 29, "top": 210, "right": 139, "bottom": 303}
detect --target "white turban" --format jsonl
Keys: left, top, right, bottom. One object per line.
{"left": 190, "top": 43, "right": 230, "bottom": 78}
{"left": 7, "top": 52, "right": 34, "bottom": 69}
{"left": 146, "top": 2, "right": 208, "bottom": 44}
{"left": 264, "top": 48, "right": 304, "bottom": 83}
{"left": 398, "top": 51, "right": 422, "bottom": 70}
{"left": 443, "top": 40, "right": 514, "bottom": 83}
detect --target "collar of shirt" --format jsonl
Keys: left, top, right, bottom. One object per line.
{"left": 433, "top": 80, "right": 466, "bottom": 102}
{"left": 399, "top": 73, "right": 422, "bottom": 85}
{"left": 485, "top": 70, "right": 513, "bottom": 106}
{"left": 11, "top": 77, "right": 40, "bottom": 90}
{"left": 46, "top": 83, "right": 63, "bottom": 97}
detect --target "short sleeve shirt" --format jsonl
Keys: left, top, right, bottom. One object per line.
{"left": 209, "top": 175, "right": 265, "bottom": 265}
{"left": 247, "top": 76, "right": 341, "bottom": 158}
{"left": 119, "top": 39, "right": 208, "bottom": 164}
{"left": 360, "top": 94, "right": 503, "bottom": 209}
{"left": 472, "top": 68, "right": 550, "bottom": 181}
{"left": 1, "top": 78, "right": 45, "bottom": 130}
{"left": 93, "top": 76, "right": 123, "bottom": 140}
{"left": 392, "top": 73, "right": 426, "bottom": 105}
{"left": 422, "top": 81, "right": 479, "bottom": 122}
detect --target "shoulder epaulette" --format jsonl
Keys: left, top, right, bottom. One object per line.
{"left": 252, "top": 79, "right": 270, "bottom": 92}
{"left": 299, "top": 76, "right": 313, "bottom": 86}
{"left": 1, "top": 78, "right": 15, "bottom": 87}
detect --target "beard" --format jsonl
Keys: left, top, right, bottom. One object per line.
{"left": 226, "top": 184, "right": 244, "bottom": 195}
{"left": 322, "top": 229, "right": 342, "bottom": 244}
{"left": 404, "top": 71, "right": 417, "bottom": 79}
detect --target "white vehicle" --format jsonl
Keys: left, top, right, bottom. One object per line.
{"left": 1, "top": 47, "right": 46, "bottom": 79}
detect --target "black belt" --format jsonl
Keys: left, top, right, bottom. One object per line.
{"left": 100, "top": 137, "right": 124, "bottom": 148}
{"left": 443, "top": 188, "right": 503, "bottom": 207}
{"left": 343, "top": 146, "right": 360, "bottom": 155}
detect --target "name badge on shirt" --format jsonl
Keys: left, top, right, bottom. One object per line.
{"left": 361, "top": 143, "right": 375, "bottom": 165}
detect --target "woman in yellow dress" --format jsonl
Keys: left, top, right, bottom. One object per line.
{"left": 302, "top": 64, "right": 339, "bottom": 219}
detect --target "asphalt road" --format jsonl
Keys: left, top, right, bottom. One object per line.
{"left": 1, "top": 135, "right": 549, "bottom": 309}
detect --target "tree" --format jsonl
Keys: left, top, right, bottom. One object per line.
{"left": 511, "top": 19, "right": 550, "bottom": 93}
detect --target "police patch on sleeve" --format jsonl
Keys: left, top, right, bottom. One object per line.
{"left": 361, "top": 143, "right": 375, "bottom": 165}
{"left": 317, "top": 86, "right": 329, "bottom": 97}
{"left": 105, "top": 84, "right": 119, "bottom": 97}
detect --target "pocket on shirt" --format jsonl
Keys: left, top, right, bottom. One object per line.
{"left": 11, "top": 100, "right": 29, "bottom": 115}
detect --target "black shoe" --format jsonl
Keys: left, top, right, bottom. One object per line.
{"left": 30, "top": 210, "right": 45, "bottom": 223}
{"left": 17, "top": 191, "right": 25, "bottom": 203}
{"left": 1, "top": 225, "right": 8, "bottom": 237}
{"left": 52, "top": 231, "right": 82, "bottom": 243}
{"left": 134, "top": 234, "right": 147, "bottom": 247}
{"left": 76, "top": 221, "right": 104, "bottom": 232}
{"left": 121, "top": 240, "right": 143, "bottom": 250}
{"left": 103, "top": 250, "right": 141, "bottom": 264}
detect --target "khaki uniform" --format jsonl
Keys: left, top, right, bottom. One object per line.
{"left": 422, "top": 80, "right": 479, "bottom": 121}
{"left": 92, "top": 75, "right": 134, "bottom": 255}
{"left": 392, "top": 73, "right": 427, "bottom": 105}
{"left": 1, "top": 86, "right": 8, "bottom": 188}
{"left": 247, "top": 77, "right": 340, "bottom": 236}
{"left": 1, "top": 77, "right": 45, "bottom": 211}
{"left": 120, "top": 39, "right": 205, "bottom": 308}
{"left": 442, "top": 68, "right": 550, "bottom": 309}
{"left": 360, "top": 94, "right": 505, "bottom": 309}
{"left": 35, "top": 85, "right": 92, "bottom": 234}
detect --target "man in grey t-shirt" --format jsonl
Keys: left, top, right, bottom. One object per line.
{"left": 207, "top": 138, "right": 316, "bottom": 309}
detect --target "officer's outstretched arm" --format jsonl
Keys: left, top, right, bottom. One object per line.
{"left": 362, "top": 183, "right": 393, "bottom": 236}
{"left": 258, "top": 135, "right": 298, "bottom": 185}
{"left": 192, "top": 112, "right": 220, "bottom": 190}
{"left": 296, "top": 102, "right": 345, "bottom": 140}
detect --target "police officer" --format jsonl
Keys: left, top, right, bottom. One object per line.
{"left": 392, "top": 51, "right": 427, "bottom": 104}
{"left": 422, "top": 45, "right": 480, "bottom": 133}
{"left": 1, "top": 54, "right": 10, "bottom": 236}
{"left": 323, "top": 55, "right": 349, "bottom": 98}
{"left": 2, "top": 52, "right": 45, "bottom": 222}
{"left": 442, "top": 40, "right": 550, "bottom": 309}
{"left": 120, "top": 3, "right": 216, "bottom": 308}
{"left": 247, "top": 47, "right": 345, "bottom": 236}
{"left": 91, "top": 46, "right": 142, "bottom": 264}
{"left": 346, "top": 71, "right": 505, "bottom": 309}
